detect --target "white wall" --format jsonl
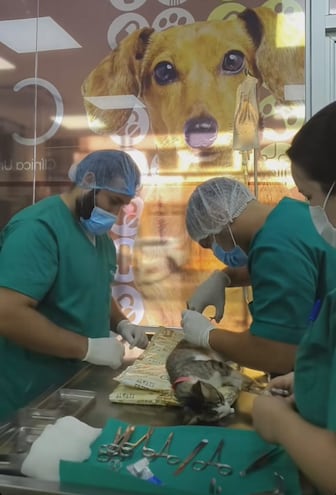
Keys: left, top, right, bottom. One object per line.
{"left": 308, "top": 0, "right": 336, "bottom": 116}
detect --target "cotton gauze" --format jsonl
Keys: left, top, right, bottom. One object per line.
{"left": 21, "top": 416, "right": 102, "bottom": 481}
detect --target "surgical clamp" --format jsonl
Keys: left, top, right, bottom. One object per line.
{"left": 142, "top": 426, "right": 155, "bottom": 456}
{"left": 142, "top": 432, "right": 180, "bottom": 465}
{"left": 192, "top": 439, "right": 232, "bottom": 477}
{"left": 97, "top": 425, "right": 135, "bottom": 461}
{"left": 120, "top": 427, "right": 153, "bottom": 457}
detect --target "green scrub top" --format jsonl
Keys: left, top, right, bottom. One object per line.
{"left": 295, "top": 288, "right": 336, "bottom": 431}
{"left": 0, "top": 196, "right": 117, "bottom": 421}
{"left": 248, "top": 198, "right": 336, "bottom": 345}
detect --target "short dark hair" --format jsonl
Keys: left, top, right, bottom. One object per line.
{"left": 287, "top": 101, "right": 336, "bottom": 193}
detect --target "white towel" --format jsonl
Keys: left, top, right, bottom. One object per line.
{"left": 21, "top": 416, "right": 102, "bottom": 481}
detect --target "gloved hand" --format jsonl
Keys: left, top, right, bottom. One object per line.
{"left": 181, "top": 310, "right": 215, "bottom": 348}
{"left": 116, "top": 320, "right": 149, "bottom": 349}
{"left": 187, "top": 270, "right": 231, "bottom": 323}
{"left": 82, "top": 337, "right": 125, "bottom": 369}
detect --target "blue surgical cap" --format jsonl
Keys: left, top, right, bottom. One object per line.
{"left": 68, "top": 150, "right": 141, "bottom": 197}
{"left": 186, "top": 177, "right": 255, "bottom": 242}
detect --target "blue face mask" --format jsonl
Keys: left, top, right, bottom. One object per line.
{"left": 212, "top": 241, "right": 248, "bottom": 268}
{"left": 80, "top": 206, "right": 117, "bottom": 236}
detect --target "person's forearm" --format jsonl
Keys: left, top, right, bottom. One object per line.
{"left": 110, "top": 298, "right": 127, "bottom": 331}
{"left": 0, "top": 305, "right": 87, "bottom": 359}
{"left": 209, "top": 328, "right": 296, "bottom": 373}
{"left": 274, "top": 408, "right": 336, "bottom": 494}
{"left": 224, "top": 266, "right": 251, "bottom": 287}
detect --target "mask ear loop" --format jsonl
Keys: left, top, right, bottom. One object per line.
{"left": 322, "top": 181, "right": 336, "bottom": 210}
{"left": 227, "top": 224, "right": 237, "bottom": 247}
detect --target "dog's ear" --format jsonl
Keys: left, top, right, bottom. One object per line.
{"left": 239, "top": 7, "right": 304, "bottom": 102}
{"left": 81, "top": 27, "right": 154, "bottom": 133}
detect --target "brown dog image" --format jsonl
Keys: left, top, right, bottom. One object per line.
{"left": 82, "top": 7, "right": 304, "bottom": 172}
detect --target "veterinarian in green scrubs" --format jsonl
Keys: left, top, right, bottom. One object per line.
{"left": 182, "top": 97, "right": 336, "bottom": 376}
{"left": 252, "top": 101, "right": 336, "bottom": 494}
{"left": 181, "top": 176, "right": 336, "bottom": 374}
{"left": 253, "top": 291, "right": 336, "bottom": 494}
{"left": 0, "top": 150, "right": 150, "bottom": 421}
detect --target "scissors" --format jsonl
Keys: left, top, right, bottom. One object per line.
{"left": 142, "top": 432, "right": 180, "bottom": 465}
{"left": 240, "top": 446, "right": 280, "bottom": 477}
{"left": 192, "top": 439, "right": 232, "bottom": 477}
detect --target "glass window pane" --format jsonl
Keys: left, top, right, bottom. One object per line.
{"left": 0, "top": 0, "right": 306, "bottom": 328}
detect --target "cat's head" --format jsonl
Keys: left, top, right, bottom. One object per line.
{"left": 181, "top": 381, "right": 234, "bottom": 425}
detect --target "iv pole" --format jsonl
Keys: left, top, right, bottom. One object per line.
{"left": 232, "top": 71, "right": 260, "bottom": 309}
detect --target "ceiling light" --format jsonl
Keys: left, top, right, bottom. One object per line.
{"left": 0, "top": 56, "right": 15, "bottom": 70}
{"left": 0, "top": 17, "right": 81, "bottom": 53}
{"left": 84, "top": 95, "right": 145, "bottom": 110}
{"left": 52, "top": 115, "right": 105, "bottom": 130}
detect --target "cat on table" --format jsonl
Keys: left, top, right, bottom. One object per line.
{"left": 166, "top": 339, "right": 244, "bottom": 424}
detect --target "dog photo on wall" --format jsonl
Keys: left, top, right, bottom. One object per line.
{"left": 80, "top": 1, "right": 305, "bottom": 324}
{"left": 81, "top": 2, "right": 305, "bottom": 175}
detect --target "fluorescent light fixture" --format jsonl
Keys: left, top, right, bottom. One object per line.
{"left": 84, "top": 95, "right": 145, "bottom": 110}
{"left": 0, "top": 17, "right": 81, "bottom": 53}
{"left": 52, "top": 115, "right": 104, "bottom": 130}
{"left": 0, "top": 56, "right": 15, "bottom": 70}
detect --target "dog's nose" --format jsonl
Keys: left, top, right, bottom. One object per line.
{"left": 184, "top": 117, "right": 218, "bottom": 149}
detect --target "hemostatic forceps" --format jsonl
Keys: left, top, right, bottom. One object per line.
{"left": 142, "top": 431, "right": 180, "bottom": 465}
{"left": 192, "top": 439, "right": 232, "bottom": 476}
{"left": 119, "top": 427, "right": 153, "bottom": 458}
{"left": 97, "top": 424, "right": 135, "bottom": 461}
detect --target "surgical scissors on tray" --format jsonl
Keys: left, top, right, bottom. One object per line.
{"left": 240, "top": 446, "right": 280, "bottom": 477}
{"left": 142, "top": 431, "right": 180, "bottom": 465}
{"left": 192, "top": 439, "right": 232, "bottom": 476}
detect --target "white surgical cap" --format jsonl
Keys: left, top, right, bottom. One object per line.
{"left": 68, "top": 150, "right": 141, "bottom": 197}
{"left": 186, "top": 177, "right": 255, "bottom": 242}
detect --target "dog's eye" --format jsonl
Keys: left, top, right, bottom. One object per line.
{"left": 153, "top": 61, "right": 178, "bottom": 85}
{"left": 222, "top": 50, "right": 245, "bottom": 74}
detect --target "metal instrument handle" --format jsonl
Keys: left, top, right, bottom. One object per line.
{"left": 165, "top": 454, "right": 180, "bottom": 465}
{"left": 240, "top": 447, "right": 280, "bottom": 477}
{"left": 174, "top": 439, "right": 208, "bottom": 476}
{"left": 192, "top": 460, "right": 208, "bottom": 472}
{"left": 217, "top": 463, "right": 233, "bottom": 476}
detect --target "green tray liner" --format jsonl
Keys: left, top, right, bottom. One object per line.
{"left": 60, "top": 418, "right": 302, "bottom": 495}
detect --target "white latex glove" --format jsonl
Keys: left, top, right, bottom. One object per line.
{"left": 187, "top": 270, "right": 231, "bottom": 323}
{"left": 181, "top": 309, "right": 215, "bottom": 348}
{"left": 82, "top": 337, "right": 125, "bottom": 369}
{"left": 116, "top": 320, "right": 149, "bottom": 349}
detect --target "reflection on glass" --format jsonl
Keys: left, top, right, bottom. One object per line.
{"left": 0, "top": 0, "right": 306, "bottom": 330}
